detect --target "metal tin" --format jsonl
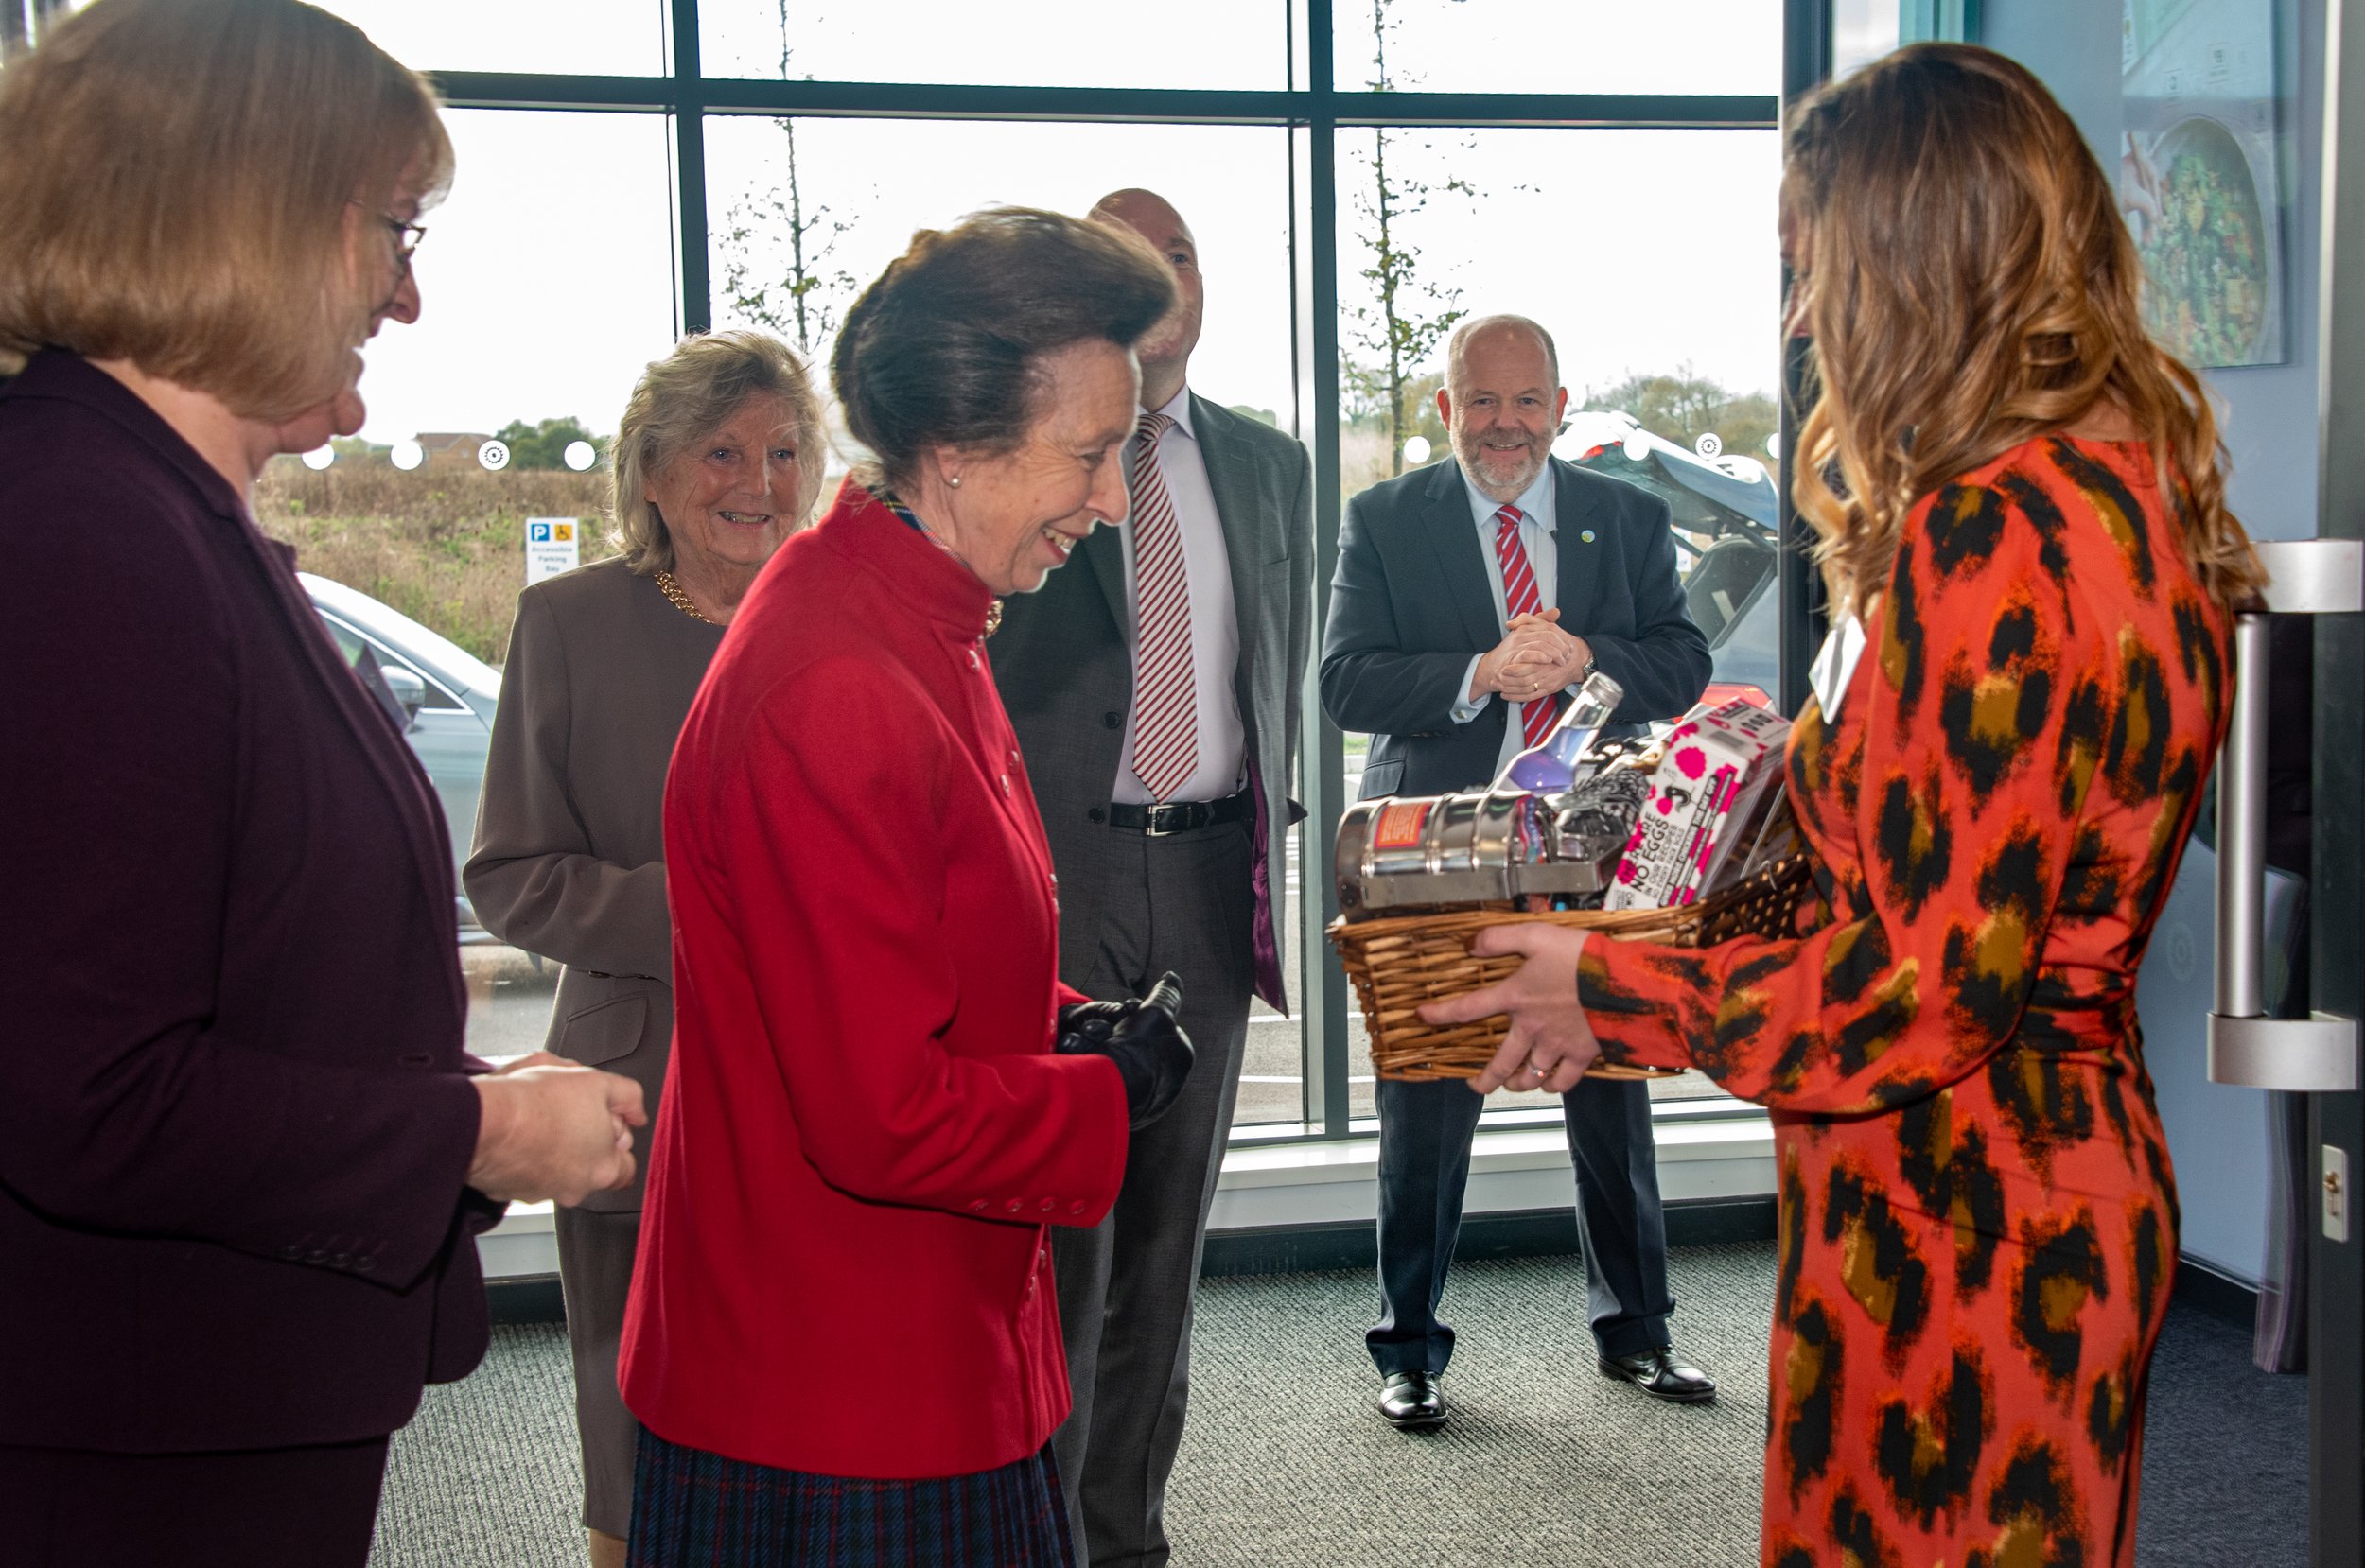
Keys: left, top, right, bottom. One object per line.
{"left": 1335, "top": 785, "right": 1624, "bottom": 918}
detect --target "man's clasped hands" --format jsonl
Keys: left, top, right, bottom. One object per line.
{"left": 1469, "top": 607, "right": 1591, "bottom": 707}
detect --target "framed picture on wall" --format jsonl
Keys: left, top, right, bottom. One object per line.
{"left": 2120, "top": 0, "right": 2296, "bottom": 368}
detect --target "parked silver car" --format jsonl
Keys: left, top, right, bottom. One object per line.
{"left": 301, "top": 572, "right": 499, "bottom": 937}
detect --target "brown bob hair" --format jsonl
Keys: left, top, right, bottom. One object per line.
{"left": 832, "top": 206, "right": 1176, "bottom": 497}
{"left": 1785, "top": 43, "right": 2265, "bottom": 614}
{"left": 612, "top": 330, "right": 830, "bottom": 575}
{"left": 0, "top": 0, "right": 452, "bottom": 421}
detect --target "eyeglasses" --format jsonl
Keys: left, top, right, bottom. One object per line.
{"left": 379, "top": 215, "right": 428, "bottom": 271}
{"left": 349, "top": 200, "right": 427, "bottom": 272}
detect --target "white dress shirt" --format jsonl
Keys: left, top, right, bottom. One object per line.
{"left": 1446, "top": 462, "right": 1568, "bottom": 779}
{"left": 1112, "top": 385, "right": 1248, "bottom": 805}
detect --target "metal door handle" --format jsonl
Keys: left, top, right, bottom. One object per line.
{"left": 2208, "top": 539, "right": 2360, "bottom": 1091}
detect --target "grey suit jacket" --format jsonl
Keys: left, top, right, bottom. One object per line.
{"left": 463, "top": 557, "right": 725, "bottom": 1210}
{"left": 990, "top": 394, "right": 1314, "bottom": 1010}
{"left": 1320, "top": 455, "right": 1711, "bottom": 800}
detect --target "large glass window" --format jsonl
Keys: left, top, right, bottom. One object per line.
{"left": 1329, "top": 124, "right": 1781, "bottom": 1116}
{"left": 245, "top": 108, "right": 679, "bottom": 1062}
{"left": 707, "top": 113, "right": 1307, "bottom": 1124}
{"left": 308, "top": 1, "right": 667, "bottom": 78}
{"left": 1833, "top": 0, "right": 1905, "bottom": 76}
{"left": 0, "top": 0, "right": 74, "bottom": 64}
{"left": 703, "top": 116, "right": 1294, "bottom": 415}
{"left": 1331, "top": 0, "right": 1781, "bottom": 98}
{"left": 81, "top": 0, "right": 1801, "bottom": 1134}
{"left": 698, "top": 0, "right": 1289, "bottom": 90}
{"left": 275, "top": 107, "right": 678, "bottom": 658}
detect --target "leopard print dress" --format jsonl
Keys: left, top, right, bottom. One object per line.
{"left": 1581, "top": 434, "right": 2229, "bottom": 1567}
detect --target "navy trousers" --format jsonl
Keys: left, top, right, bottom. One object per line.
{"left": 1368, "top": 1073, "right": 1674, "bottom": 1373}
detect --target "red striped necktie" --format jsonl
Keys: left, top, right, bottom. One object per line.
{"left": 1129, "top": 412, "right": 1199, "bottom": 800}
{"left": 1492, "top": 504, "right": 1558, "bottom": 747}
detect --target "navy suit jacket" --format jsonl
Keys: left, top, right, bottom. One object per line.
{"left": 1319, "top": 455, "right": 1710, "bottom": 799}
{"left": 0, "top": 353, "right": 497, "bottom": 1453}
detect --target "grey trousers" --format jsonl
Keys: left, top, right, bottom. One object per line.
{"left": 1050, "top": 818, "right": 1254, "bottom": 1568}
{"left": 553, "top": 1203, "right": 643, "bottom": 1540}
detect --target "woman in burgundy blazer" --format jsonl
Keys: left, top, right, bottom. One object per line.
{"left": 619, "top": 210, "right": 1193, "bottom": 1567}
{"left": 0, "top": 6, "right": 639, "bottom": 1563}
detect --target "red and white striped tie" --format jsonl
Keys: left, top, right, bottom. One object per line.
{"left": 1493, "top": 504, "right": 1558, "bottom": 747}
{"left": 1129, "top": 412, "right": 1199, "bottom": 800}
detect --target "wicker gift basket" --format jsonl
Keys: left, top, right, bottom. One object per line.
{"left": 1325, "top": 679, "right": 1813, "bottom": 1084}
{"left": 1326, "top": 848, "right": 1816, "bottom": 1082}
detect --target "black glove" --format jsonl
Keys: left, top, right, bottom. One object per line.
{"left": 1053, "top": 999, "right": 1133, "bottom": 1054}
{"left": 1054, "top": 973, "right": 1194, "bottom": 1130}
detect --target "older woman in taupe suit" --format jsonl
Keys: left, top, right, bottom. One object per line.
{"left": 464, "top": 328, "right": 825, "bottom": 1568}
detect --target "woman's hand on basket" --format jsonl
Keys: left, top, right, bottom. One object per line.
{"left": 1417, "top": 925, "right": 1603, "bottom": 1094}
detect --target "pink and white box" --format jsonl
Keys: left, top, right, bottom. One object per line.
{"left": 1603, "top": 699, "right": 1792, "bottom": 911}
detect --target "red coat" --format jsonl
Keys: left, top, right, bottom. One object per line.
{"left": 619, "top": 484, "right": 1130, "bottom": 1479}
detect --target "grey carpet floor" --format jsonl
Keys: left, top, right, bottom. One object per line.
{"left": 369, "top": 1242, "right": 2307, "bottom": 1567}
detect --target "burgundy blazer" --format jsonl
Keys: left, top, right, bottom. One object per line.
{"left": 0, "top": 352, "right": 496, "bottom": 1453}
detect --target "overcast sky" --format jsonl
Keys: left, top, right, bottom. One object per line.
{"left": 304, "top": 2, "right": 1787, "bottom": 448}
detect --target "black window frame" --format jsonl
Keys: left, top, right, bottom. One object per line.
{"left": 419, "top": 0, "right": 1831, "bottom": 1143}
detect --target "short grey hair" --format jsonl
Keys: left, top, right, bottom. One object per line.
{"left": 1445, "top": 313, "right": 1560, "bottom": 391}
{"left": 611, "top": 329, "right": 828, "bottom": 575}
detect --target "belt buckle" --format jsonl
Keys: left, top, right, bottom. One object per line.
{"left": 1143, "top": 802, "right": 1202, "bottom": 837}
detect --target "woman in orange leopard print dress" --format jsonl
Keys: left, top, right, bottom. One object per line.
{"left": 1423, "top": 44, "right": 2266, "bottom": 1568}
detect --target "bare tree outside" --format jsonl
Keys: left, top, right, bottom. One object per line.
{"left": 1345, "top": 0, "right": 1474, "bottom": 480}
{"left": 717, "top": 2, "right": 859, "bottom": 357}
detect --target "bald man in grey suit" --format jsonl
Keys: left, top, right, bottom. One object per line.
{"left": 989, "top": 189, "right": 1312, "bottom": 1568}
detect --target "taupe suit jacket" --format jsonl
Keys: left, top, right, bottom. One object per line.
{"left": 990, "top": 393, "right": 1313, "bottom": 1009}
{"left": 464, "top": 557, "right": 724, "bottom": 1210}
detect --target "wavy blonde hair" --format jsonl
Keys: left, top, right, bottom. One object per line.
{"left": 611, "top": 329, "right": 828, "bottom": 574}
{"left": 1785, "top": 43, "right": 2265, "bottom": 616}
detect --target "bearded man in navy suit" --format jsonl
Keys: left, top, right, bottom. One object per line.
{"left": 1318, "top": 314, "right": 1718, "bottom": 1428}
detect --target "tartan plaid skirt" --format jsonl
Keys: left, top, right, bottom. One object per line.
{"left": 627, "top": 1427, "right": 1075, "bottom": 1567}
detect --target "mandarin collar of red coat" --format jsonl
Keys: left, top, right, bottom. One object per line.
{"left": 816, "top": 480, "right": 999, "bottom": 643}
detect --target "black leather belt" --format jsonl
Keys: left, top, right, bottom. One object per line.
{"left": 1107, "top": 792, "right": 1253, "bottom": 836}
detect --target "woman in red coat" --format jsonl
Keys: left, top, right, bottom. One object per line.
{"left": 619, "top": 208, "right": 1194, "bottom": 1567}
{"left": 1424, "top": 45, "right": 2264, "bottom": 1568}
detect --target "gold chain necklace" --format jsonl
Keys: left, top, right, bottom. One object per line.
{"left": 654, "top": 569, "right": 714, "bottom": 624}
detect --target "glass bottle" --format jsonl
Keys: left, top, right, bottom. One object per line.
{"left": 1494, "top": 670, "right": 1627, "bottom": 793}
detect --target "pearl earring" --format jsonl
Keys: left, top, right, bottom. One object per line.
{"left": 947, "top": 474, "right": 963, "bottom": 488}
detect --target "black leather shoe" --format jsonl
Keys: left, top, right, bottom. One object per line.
{"left": 1599, "top": 1346, "right": 1717, "bottom": 1403}
{"left": 1377, "top": 1369, "right": 1446, "bottom": 1428}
